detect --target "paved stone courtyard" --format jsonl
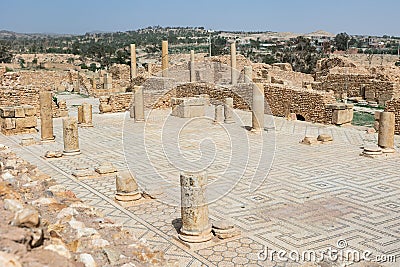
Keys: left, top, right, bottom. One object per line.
{"left": 0, "top": 95, "right": 399, "bottom": 266}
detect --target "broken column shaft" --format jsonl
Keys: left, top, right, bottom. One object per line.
{"left": 62, "top": 117, "right": 81, "bottom": 156}
{"left": 179, "top": 171, "right": 212, "bottom": 243}
{"left": 39, "top": 91, "right": 54, "bottom": 142}
{"left": 134, "top": 86, "right": 144, "bottom": 122}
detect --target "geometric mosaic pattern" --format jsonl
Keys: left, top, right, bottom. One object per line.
{"left": 1, "top": 104, "right": 399, "bottom": 266}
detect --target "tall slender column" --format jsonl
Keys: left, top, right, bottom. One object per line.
{"left": 224, "top": 97, "right": 234, "bottom": 124}
{"left": 190, "top": 50, "right": 195, "bottom": 82}
{"left": 62, "top": 117, "right": 81, "bottom": 156}
{"left": 231, "top": 42, "right": 237, "bottom": 85}
{"left": 80, "top": 103, "right": 93, "bottom": 127}
{"left": 130, "top": 44, "right": 137, "bottom": 80}
{"left": 179, "top": 171, "right": 212, "bottom": 243}
{"left": 252, "top": 83, "right": 264, "bottom": 132}
{"left": 162, "top": 40, "right": 168, "bottom": 77}
{"left": 134, "top": 86, "right": 144, "bottom": 122}
{"left": 214, "top": 105, "right": 224, "bottom": 124}
{"left": 244, "top": 66, "right": 252, "bottom": 83}
{"left": 39, "top": 91, "right": 54, "bottom": 142}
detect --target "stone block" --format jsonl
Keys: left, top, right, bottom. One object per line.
{"left": 16, "top": 116, "right": 37, "bottom": 129}
{"left": 21, "top": 137, "right": 36, "bottom": 146}
{"left": 0, "top": 107, "right": 15, "bottom": 118}
{"left": 95, "top": 162, "right": 117, "bottom": 174}
{"left": 22, "top": 105, "right": 36, "bottom": 116}
{"left": 171, "top": 97, "right": 206, "bottom": 118}
{"left": 332, "top": 109, "right": 350, "bottom": 125}
{"left": 14, "top": 106, "right": 26, "bottom": 118}
{"left": 1, "top": 118, "right": 16, "bottom": 130}
{"left": 99, "top": 103, "right": 112, "bottom": 113}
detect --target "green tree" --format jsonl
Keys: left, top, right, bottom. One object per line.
{"left": 334, "top": 32, "right": 350, "bottom": 51}
{"left": 0, "top": 41, "right": 13, "bottom": 63}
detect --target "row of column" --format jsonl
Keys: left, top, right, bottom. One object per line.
{"left": 129, "top": 40, "right": 251, "bottom": 84}
{"left": 39, "top": 92, "right": 93, "bottom": 156}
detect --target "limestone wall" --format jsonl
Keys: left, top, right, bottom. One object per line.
{"left": 99, "top": 93, "right": 133, "bottom": 113}
{"left": 0, "top": 86, "right": 68, "bottom": 118}
{"left": 0, "top": 105, "right": 37, "bottom": 135}
{"left": 385, "top": 98, "right": 400, "bottom": 134}
{"left": 109, "top": 64, "right": 131, "bottom": 90}
{"left": 313, "top": 73, "right": 400, "bottom": 105}
{"left": 263, "top": 84, "right": 336, "bottom": 123}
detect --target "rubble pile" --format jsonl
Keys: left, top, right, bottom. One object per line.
{"left": 0, "top": 145, "right": 174, "bottom": 266}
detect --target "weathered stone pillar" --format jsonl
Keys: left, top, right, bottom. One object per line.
{"left": 224, "top": 97, "right": 234, "bottom": 124}
{"left": 134, "top": 86, "right": 144, "bottom": 122}
{"left": 266, "top": 74, "right": 272, "bottom": 83}
{"left": 230, "top": 42, "right": 237, "bottom": 85}
{"left": 244, "top": 66, "right": 252, "bottom": 83}
{"left": 190, "top": 50, "right": 195, "bottom": 82}
{"left": 130, "top": 44, "right": 137, "bottom": 80}
{"left": 162, "top": 40, "right": 168, "bottom": 77}
{"left": 252, "top": 83, "right": 264, "bottom": 132}
{"left": 77, "top": 106, "right": 83, "bottom": 123}
{"left": 80, "top": 103, "right": 93, "bottom": 127}
{"left": 62, "top": 117, "right": 81, "bottom": 156}
{"left": 39, "top": 91, "right": 54, "bottom": 142}
{"left": 179, "top": 172, "right": 212, "bottom": 243}
{"left": 115, "top": 170, "right": 141, "bottom": 204}
{"left": 129, "top": 102, "right": 135, "bottom": 119}
{"left": 378, "top": 112, "right": 395, "bottom": 152}
{"left": 104, "top": 73, "right": 112, "bottom": 89}
{"left": 214, "top": 105, "right": 224, "bottom": 124}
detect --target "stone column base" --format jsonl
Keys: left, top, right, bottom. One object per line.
{"left": 63, "top": 150, "right": 81, "bottom": 156}
{"left": 178, "top": 226, "right": 213, "bottom": 243}
{"left": 41, "top": 137, "right": 55, "bottom": 143}
{"left": 79, "top": 123, "right": 93, "bottom": 128}
{"left": 115, "top": 192, "right": 142, "bottom": 202}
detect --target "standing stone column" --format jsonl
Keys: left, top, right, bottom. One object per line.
{"left": 378, "top": 112, "right": 395, "bottom": 152}
{"left": 104, "top": 73, "right": 112, "bottom": 90}
{"left": 134, "top": 86, "right": 144, "bottom": 122}
{"left": 252, "top": 83, "right": 264, "bottom": 132}
{"left": 230, "top": 42, "right": 237, "bottom": 85}
{"left": 266, "top": 74, "right": 272, "bottom": 83}
{"left": 80, "top": 103, "right": 93, "bottom": 127}
{"left": 62, "top": 117, "right": 81, "bottom": 156}
{"left": 77, "top": 106, "right": 83, "bottom": 123}
{"left": 179, "top": 171, "right": 212, "bottom": 243}
{"left": 214, "top": 105, "right": 224, "bottom": 124}
{"left": 162, "top": 40, "right": 169, "bottom": 77}
{"left": 190, "top": 50, "right": 195, "bottom": 82}
{"left": 39, "top": 91, "right": 55, "bottom": 142}
{"left": 130, "top": 44, "right": 137, "bottom": 80}
{"left": 224, "top": 97, "right": 234, "bottom": 124}
{"left": 244, "top": 66, "right": 252, "bottom": 83}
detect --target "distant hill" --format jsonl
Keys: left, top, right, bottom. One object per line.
{"left": 0, "top": 30, "right": 76, "bottom": 39}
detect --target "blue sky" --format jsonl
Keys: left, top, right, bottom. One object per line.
{"left": 1, "top": 0, "right": 398, "bottom": 36}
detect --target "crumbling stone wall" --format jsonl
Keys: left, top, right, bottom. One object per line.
{"left": 313, "top": 73, "right": 400, "bottom": 105}
{"left": 99, "top": 93, "right": 133, "bottom": 113}
{"left": 263, "top": 84, "right": 336, "bottom": 123}
{"left": 385, "top": 98, "right": 400, "bottom": 134}
{"left": 0, "top": 105, "right": 37, "bottom": 135}
{"left": 174, "top": 83, "right": 251, "bottom": 110}
{"left": 109, "top": 64, "right": 131, "bottom": 90}
{"left": 0, "top": 86, "right": 67, "bottom": 117}
{"left": 268, "top": 68, "right": 314, "bottom": 87}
